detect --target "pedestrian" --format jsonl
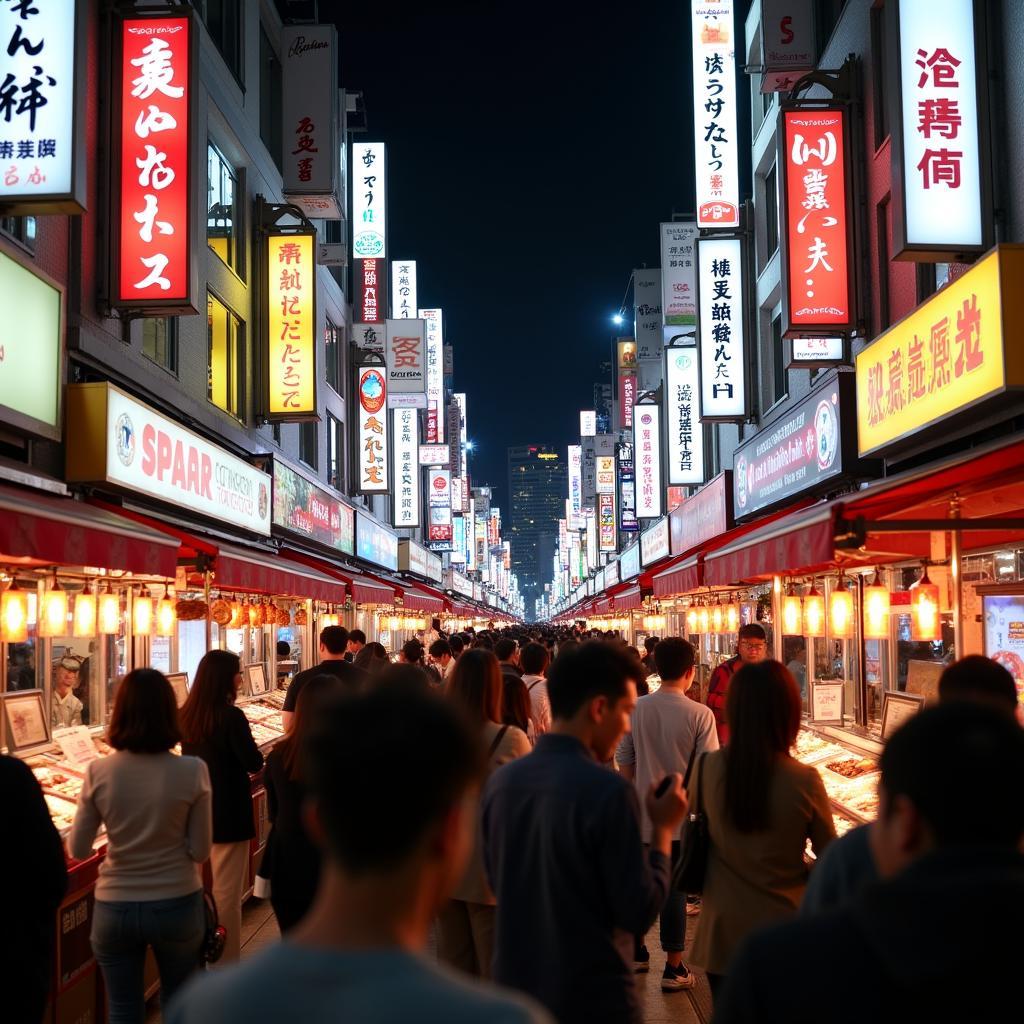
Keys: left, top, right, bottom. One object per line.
{"left": 167, "top": 687, "right": 550, "bottom": 1023}
{"left": 688, "top": 660, "right": 835, "bottom": 999}
{"left": 617, "top": 637, "right": 719, "bottom": 989}
{"left": 179, "top": 650, "right": 264, "bottom": 963}
{"left": 519, "top": 642, "right": 552, "bottom": 737}
{"left": 642, "top": 636, "right": 659, "bottom": 676}
{"left": 800, "top": 653, "right": 1020, "bottom": 917}
{"left": 345, "top": 629, "right": 367, "bottom": 663}
{"left": 429, "top": 638, "right": 455, "bottom": 680}
{"left": 262, "top": 674, "right": 344, "bottom": 932}
{"left": 501, "top": 673, "right": 533, "bottom": 740}
{"left": 706, "top": 623, "right": 769, "bottom": 744}
{"left": 376, "top": 663, "right": 433, "bottom": 690}
{"left": 495, "top": 638, "right": 521, "bottom": 687}
{"left": 353, "top": 641, "right": 390, "bottom": 675}
{"left": 69, "top": 669, "right": 211, "bottom": 1023}
{"left": 1, "top": 754, "right": 67, "bottom": 1024}
{"left": 715, "top": 701, "right": 1024, "bottom": 1024}
{"left": 282, "top": 625, "right": 362, "bottom": 730}
{"left": 481, "top": 641, "right": 688, "bottom": 1024}
{"left": 449, "top": 633, "right": 466, "bottom": 662}
{"left": 438, "top": 650, "right": 531, "bottom": 979}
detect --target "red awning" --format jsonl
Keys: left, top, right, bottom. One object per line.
{"left": 212, "top": 542, "right": 348, "bottom": 602}
{"left": 402, "top": 584, "right": 446, "bottom": 614}
{"left": 595, "top": 595, "right": 612, "bottom": 615}
{"left": 612, "top": 585, "right": 643, "bottom": 612}
{"left": 279, "top": 548, "right": 395, "bottom": 606}
{"left": 1, "top": 486, "right": 179, "bottom": 576}
{"left": 652, "top": 554, "right": 701, "bottom": 597}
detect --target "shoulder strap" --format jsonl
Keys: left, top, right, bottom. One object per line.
{"left": 691, "top": 752, "right": 708, "bottom": 814}
{"left": 527, "top": 678, "right": 544, "bottom": 692}
{"left": 486, "top": 724, "right": 510, "bottom": 759}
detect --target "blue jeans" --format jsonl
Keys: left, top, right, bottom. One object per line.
{"left": 91, "top": 891, "right": 204, "bottom": 1024}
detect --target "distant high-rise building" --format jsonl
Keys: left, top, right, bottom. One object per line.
{"left": 507, "top": 445, "right": 567, "bottom": 610}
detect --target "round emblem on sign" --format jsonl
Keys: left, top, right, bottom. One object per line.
{"left": 814, "top": 399, "right": 839, "bottom": 472}
{"left": 359, "top": 369, "right": 386, "bottom": 414}
{"left": 433, "top": 476, "right": 445, "bottom": 490}
{"left": 258, "top": 482, "right": 269, "bottom": 521}
{"left": 735, "top": 454, "right": 748, "bottom": 509}
{"left": 115, "top": 413, "right": 135, "bottom": 467}
{"left": 674, "top": 352, "right": 692, "bottom": 371}
{"left": 640, "top": 413, "right": 653, "bottom": 426}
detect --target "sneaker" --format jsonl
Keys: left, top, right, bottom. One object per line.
{"left": 662, "top": 963, "right": 696, "bottom": 991}
{"left": 685, "top": 897, "right": 702, "bottom": 916}
{"left": 634, "top": 945, "right": 650, "bottom": 973}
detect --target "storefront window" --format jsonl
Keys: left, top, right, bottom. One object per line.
{"left": 178, "top": 618, "right": 208, "bottom": 686}
{"left": 208, "top": 292, "right": 242, "bottom": 418}
{"left": 325, "top": 320, "right": 341, "bottom": 393}
{"left": 207, "top": 143, "right": 242, "bottom": 275}
{"left": 328, "top": 413, "right": 343, "bottom": 490}
{"left": 142, "top": 317, "right": 178, "bottom": 375}
{"left": 299, "top": 421, "right": 317, "bottom": 470}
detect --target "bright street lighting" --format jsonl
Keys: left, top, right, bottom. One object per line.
{"left": 612, "top": 313, "right": 624, "bottom": 325}
{"left": 465, "top": 440, "right": 476, "bottom": 452}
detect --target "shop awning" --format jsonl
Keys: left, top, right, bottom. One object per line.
{"left": 612, "top": 585, "right": 643, "bottom": 612}
{"left": 212, "top": 542, "right": 348, "bottom": 602}
{"left": 1, "top": 485, "right": 179, "bottom": 576}
{"left": 402, "top": 583, "right": 446, "bottom": 614}
{"left": 594, "top": 595, "right": 612, "bottom": 615}
{"left": 652, "top": 554, "right": 702, "bottom": 598}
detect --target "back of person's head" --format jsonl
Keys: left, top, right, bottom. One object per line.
{"left": 108, "top": 668, "right": 181, "bottom": 753}
{"left": 519, "top": 641, "right": 549, "bottom": 676}
{"left": 547, "top": 640, "right": 642, "bottom": 720}
{"left": 471, "top": 636, "right": 494, "bottom": 651}
{"left": 402, "top": 639, "right": 424, "bottom": 663}
{"left": 502, "top": 674, "right": 532, "bottom": 733}
{"left": 429, "top": 638, "right": 452, "bottom": 660}
{"left": 276, "top": 640, "right": 291, "bottom": 658}
{"left": 179, "top": 649, "right": 240, "bottom": 744}
{"left": 304, "top": 687, "right": 482, "bottom": 875}
{"left": 449, "top": 634, "right": 465, "bottom": 657}
{"left": 275, "top": 674, "right": 347, "bottom": 780}
{"left": 375, "top": 663, "right": 432, "bottom": 692}
{"left": 939, "top": 655, "right": 1018, "bottom": 715}
{"left": 494, "top": 637, "right": 517, "bottom": 662}
{"left": 349, "top": 629, "right": 367, "bottom": 646}
{"left": 654, "top": 638, "right": 697, "bottom": 682}
{"left": 644, "top": 636, "right": 659, "bottom": 653}
{"left": 555, "top": 638, "right": 579, "bottom": 659}
{"left": 431, "top": 617, "right": 442, "bottom": 631}
{"left": 320, "top": 624, "right": 350, "bottom": 655}
{"left": 878, "top": 701, "right": 1024, "bottom": 852}
{"left": 724, "top": 660, "right": 802, "bottom": 833}
{"left": 354, "top": 642, "right": 389, "bottom": 674}
{"left": 446, "top": 648, "right": 503, "bottom": 725}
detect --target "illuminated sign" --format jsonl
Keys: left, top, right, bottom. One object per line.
{"left": 692, "top": 0, "right": 739, "bottom": 228}
{"left": 419, "top": 307, "right": 444, "bottom": 443}
{"left": 391, "top": 407, "right": 420, "bottom": 528}
{"left": 759, "top": 0, "right": 817, "bottom": 92}
{"left": 580, "top": 410, "right": 597, "bottom": 437}
{"left": 428, "top": 469, "right": 453, "bottom": 544}
{"left": 357, "top": 259, "right": 385, "bottom": 323}
{"left": 0, "top": 0, "right": 85, "bottom": 212}
{"left": 266, "top": 232, "right": 316, "bottom": 418}
{"left": 641, "top": 517, "right": 670, "bottom": 566}
{"left": 619, "top": 541, "right": 641, "bottom": 581}
{"left": 665, "top": 347, "right": 705, "bottom": 485}
{"left": 791, "top": 336, "right": 845, "bottom": 365}
{"left": 419, "top": 444, "right": 449, "bottom": 465}
{"left": 855, "top": 246, "right": 1024, "bottom": 456}
{"left": 670, "top": 471, "right": 733, "bottom": 554}
{"left": 385, "top": 319, "right": 426, "bottom": 405}
{"left": 568, "top": 444, "right": 583, "bottom": 528}
{"left": 352, "top": 142, "right": 386, "bottom": 257}
{"left": 356, "top": 363, "right": 389, "bottom": 493}
{"left": 620, "top": 372, "right": 637, "bottom": 429}
{"left": 400, "top": 539, "right": 442, "bottom": 582}
{"left": 353, "top": 321, "right": 384, "bottom": 353}
{"left": 391, "top": 260, "right": 417, "bottom": 318}
{"left": 698, "top": 236, "right": 746, "bottom": 419}
{"left": 272, "top": 459, "right": 354, "bottom": 555}
{"left": 632, "top": 403, "right": 663, "bottom": 519}
{"left": 115, "top": 13, "right": 194, "bottom": 311}
{"left": 890, "top": 0, "right": 987, "bottom": 258}
{"left": 356, "top": 511, "right": 398, "bottom": 571}
{"left": 661, "top": 223, "right": 698, "bottom": 326}
{"left": 596, "top": 456, "right": 616, "bottom": 494}
{"left": 598, "top": 492, "right": 617, "bottom": 552}
{"left": 780, "top": 107, "right": 853, "bottom": 334}
{"left": 617, "top": 338, "right": 638, "bottom": 369}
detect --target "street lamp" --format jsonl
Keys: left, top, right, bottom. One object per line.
{"left": 612, "top": 313, "right": 624, "bottom": 326}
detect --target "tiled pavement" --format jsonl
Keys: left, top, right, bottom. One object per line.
{"left": 147, "top": 898, "right": 712, "bottom": 1021}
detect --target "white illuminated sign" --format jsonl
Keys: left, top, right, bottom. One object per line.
{"left": 596, "top": 455, "right": 616, "bottom": 494}
{"left": 580, "top": 410, "right": 597, "bottom": 437}
{"left": 661, "top": 223, "right": 698, "bottom": 326}
{"left": 698, "top": 236, "right": 746, "bottom": 419}
{"left": 385, "top": 318, "right": 427, "bottom": 403}
{"left": 665, "top": 348, "right": 705, "bottom": 485}
{"left": 419, "top": 444, "right": 449, "bottom": 465}
{"left": 632, "top": 403, "right": 663, "bottom": 520}
{"left": 391, "top": 407, "right": 419, "bottom": 528}
{"left": 391, "top": 260, "right": 417, "bottom": 318}
{"left": 641, "top": 517, "right": 671, "bottom": 566}
{"left": 568, "top": 444, "right": 583, "bottom": 527}
{"left": 792, "top": 336, "right": 844, "bottom": 363}
{"left": 353, "top": 142, "right": 386, "bottom": 258}
{"left": 692, "top": 0, "right": 739, "bottom": 228}
{"left": 419, "top": 307, "right": 444, "bottom": 443}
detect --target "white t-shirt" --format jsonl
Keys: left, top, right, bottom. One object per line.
{"left": 521, "top": 674, "right": 551, "bottom": 736}
{"left": 617, "top": 685, "right": 719, "bottom": 841}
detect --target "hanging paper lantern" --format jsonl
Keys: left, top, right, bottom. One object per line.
{"left": 804, "top": 584, "right": 825, "bottom": 638}
{"left": 829, "top": 584, "right": 855, "bottom": 639}
{"left": 782, "top": 586, "right": 803, "bottom": 636}
{"left": 40, "top": 578, "right": 68, "bottom": 638}
{"left": 98, "top": 588, "right": 121, "bottom": 635}
{"left": 156, "top": 588, "right": 176, "bottom": 637}
{"left": 1, "top": 584, "right": 29, "bottom": 643}
{"left": 73, "top": 588, "right": 97, "bottom": 638}
{"left": 133, "top": 593, "right": 154, "bottom": 634}
{"left": 864, "top": 573, "right": 891, "bottom": 640}
{"left": 911, "top": 567, "right": 941, "bottom": 642}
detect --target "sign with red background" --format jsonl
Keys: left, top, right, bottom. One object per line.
{"left": 358, "top": 259, "right": 385, "bottom": 322}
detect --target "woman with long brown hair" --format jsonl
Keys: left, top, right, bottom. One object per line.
{"left": 688, "top": 660, "right": 835, "bottom": 999}
{"left": 437, "top": 649, "right": 531, "bottom": 979}
{"left": 179, "top": 650, "right": 263, "bottom": 962}
{"left": 263, "top": 673, "right": 346, "bottom": 931}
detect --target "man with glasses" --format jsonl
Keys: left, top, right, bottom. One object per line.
{"left": 706, "top": 624, "right": 767, "bottom": 745}
{"left": 51, "top": 657, "right": 84, "bottom": 729}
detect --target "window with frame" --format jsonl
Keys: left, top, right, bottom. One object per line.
{"left": 328, "top": 413, "right": 344, "bottom": 490}
{"left": 771, "top": 313, "right": 787, "bottom": 406}
{"left": 207, "top": 293, "right": 242, "bottom": 418}
{"left": 207, "top": 143, "right": 242, "bottom": 275}
{"left": 765, "top": 163, "right": 779, "bottom": 260}
{"left": 142, "top": 318, "right": 178, "bottom": 374}
{"left": 299, "top": 421, "right": 317, "bottom": 470}
{"left": 871, "top": 5, "right": 891, "bottom": 150}
{"left": 0, "top": 215, "right": 36, "bottom": 250}
{"left": 259, "top": 24, "right": 283, "bottom": 171}
{"left": 325, "top": 319, "right": 341, "bottom": 393}
{"left": 198, "top": 0, "right": 242, "bottom": 84}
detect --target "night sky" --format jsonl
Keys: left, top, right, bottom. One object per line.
{"left": 329, "top": 1, "right": 748, "bottom": 506}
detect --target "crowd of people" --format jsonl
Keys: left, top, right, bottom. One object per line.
{"left": 6, "top": 620, "right": 1024, "bottom": 1023}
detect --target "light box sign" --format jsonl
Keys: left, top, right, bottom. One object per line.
{"left": 267, "top": 232, "right": 316, "bottom": 419}
{"left": 391, "top": 407, "right": 420, "bottom": 529}
{"left": 670, "top": 471, "right": 733, "bottom": 555}
{"left": 353, "top": 142, "right": 386, "bottom": 258}
{"left": 698, "top": 236, "right": 747, "bottom": 419}
{"left": 596, "top": 456, "right": 616, "bottom": 494}
{"left": 661, "top": 223, "right": 698, "bottom": 326}
{"left": 356, "top": 363, "right": 389, "bottom": 493}
{"left": 692, "top": 0, "right": 739, "bottom": 228}
{"left": 617, "top": 339, "right": 638, "bottom": 369}
{"left": 791, "top": 336, "right": 845, "bottom": 367}
{"left": 780, "top": 107, "right": 853, "bottom": 334}
{"left": 419, "top": 308, "right": 444, "bottom": 443}
{"left": 357, "top": 260, "right": 384, "bottom": 323}
{"left": 634, "top": 270, "right": 663, "bottom": 372}
{"left": 66, "top": 383, "right": 271, "bottom": 536}
{"left": 633, "top": 403, "right": 663, "bottom": 520}
{"left": 733, "top": 374, "right": 853, "bottom": 520}
{"left": 272, "top": 459, "right": 354, "bottom": 555}
{"left": 641, "top": 517, "right": 670, "bottom": 566}
{"left": 281, "top": 25, "right": 341, "bottom": 218}
{"left": 428, "top": 469, "right": 453, "bottom": 544}
{"left": 399, "top": 539, "right": 442, "bottom": 582}
{"left": 356, "top": 511, "right": 398, "bottom": 571}
{"left": 760, "top": 0, "right": 817, "bottom": 92}
{"left": 855, "top": 246, "right": 1024, "bottom": 457}
{"left": 419, "top": 444, "right": 449, "bottom": 465}
{"left": 0, "top": 250, "right": 62, "bottom": 439}
{"left": 665, "top": 347, "right": 705, "bottom": 485}
{"left": 0, "top": 0, "right": 85, "bottom": 212}
{"left": 385, "top": 319, "right": 427, "bottom": 405}
{"left": 568, "top": 444, "right": 583, "bottom": 527}
{"left": 598, "top": 492, "right": 617, "bottom": 552}
{"left": 580, "top": 410, "right": 597, "bottom": 437}
{"left": 353, "top": 321, "right": 384, "bottom": 353}
{"left": 115, "top": 13, "right": 194, "bottom": 311}
{"left": 391, "top": 260, "right": 417, "bottom": 318}
{"left": 619, "top": 541, "right": 641, "bottom": 581}
{"left": 620, "top": 372, "right": 637, "bottom": 429}
{"left": 889, "top": 0, "right": 987, "bottom": 259}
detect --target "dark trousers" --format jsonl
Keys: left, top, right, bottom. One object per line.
{"left": 635, "top": 841, "right": 685, "bottom": 956}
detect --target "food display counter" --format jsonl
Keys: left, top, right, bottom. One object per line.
{"left": 794, "top": 727, "right": 881, "bottom": 835}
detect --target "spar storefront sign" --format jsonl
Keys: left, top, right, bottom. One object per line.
{"left": 271, "top": 458, "right": 354, "bottom": 555}
{"left": 733, "top": 373, "right": 861, "bottom": 520}
{"left": 66, "top": 383, "right": 271, "bottom": 535}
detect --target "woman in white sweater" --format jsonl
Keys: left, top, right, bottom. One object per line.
{"left": 69, "top": 669, "right": 212, "bottom": 1024}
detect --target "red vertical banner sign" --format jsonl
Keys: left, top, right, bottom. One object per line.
{"left": 115, "top": 15, "right": 194, "bottom": 311}
{"left": 619, "top": 372, "right": 637, "bottom": 429}
{"left": 358, "top": 259, "right": 385, "bottom": 322}
{"left": 779, "top": 106, "right": 854, "bottom": 336}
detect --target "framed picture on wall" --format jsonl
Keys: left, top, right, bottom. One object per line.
{"left": 245, "top": 664, "right": 269, "bottom": 696}
{"left": 166, "top": 673, "right": 190, "bottom": 708}
{"left": 1, "top": 690, "right": 50, "bottom": 753}
{"left": 880, "top": 692, "right": 925, "bottom": 740}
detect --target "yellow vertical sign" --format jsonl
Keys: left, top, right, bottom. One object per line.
{"left": 267, "top": 233, "right": 316, "bottom": 418}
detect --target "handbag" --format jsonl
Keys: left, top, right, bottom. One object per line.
{"left": 673, "top": 752, "right": 710, "bottom": 895}
{"left": 199, "top": 890, "right": 227, "bottom": 966}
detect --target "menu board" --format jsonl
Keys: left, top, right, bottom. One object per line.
{"left": 983, "top": 592, "right": 1024, "bottom": 706}
{"left": 810, "top": 681, "right": 844, "bottom": 725}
